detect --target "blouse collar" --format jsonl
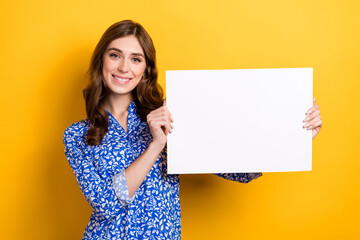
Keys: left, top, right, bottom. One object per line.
{"left": 107, "top": 99, "right": 141, "bottom": 136}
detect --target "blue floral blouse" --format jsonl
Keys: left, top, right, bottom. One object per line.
{"left": 63, "top": 100, "right": 262, "bottom": 239}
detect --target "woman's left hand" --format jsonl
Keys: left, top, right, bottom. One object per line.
{"left": 303, "top": 97, "right": 322, "bottom": 140}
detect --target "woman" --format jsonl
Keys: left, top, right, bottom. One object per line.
{"left": 63, "top": 20, "right": 322, "bottom": 239}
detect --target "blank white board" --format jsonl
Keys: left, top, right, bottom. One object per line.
{"left": 166, "top": 68, "right": 313, "bottom": 174}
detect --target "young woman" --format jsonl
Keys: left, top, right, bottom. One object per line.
{"left": 63, "top": 20, "right": 322, "bottom": 239}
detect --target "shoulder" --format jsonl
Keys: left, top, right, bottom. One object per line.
{"left": 63, "top": 119, "right": 91, "bottom": 146}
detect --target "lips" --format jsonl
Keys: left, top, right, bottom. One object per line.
{"left": 112, "top": 74, "right": 132, "bottom": 84}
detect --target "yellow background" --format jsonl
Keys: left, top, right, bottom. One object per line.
{"left": 1, "top": 0, "right": 359, "bottom": 239}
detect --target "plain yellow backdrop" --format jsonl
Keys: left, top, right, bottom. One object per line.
{"left": 1, "top": 0, "right": 359, "bottom": 239}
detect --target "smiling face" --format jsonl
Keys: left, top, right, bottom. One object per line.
{"left": 102, "top": 35, "right": 146, "bottom": 99}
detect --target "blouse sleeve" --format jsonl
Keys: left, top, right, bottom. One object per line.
{"left": 215, "top": 172, "right": 263, "bottom": 183}
{"left": 111, "top": 170, "right": 136, "bottom": 206}
{"left": 63, "top": 129, "right": 127, "bottom": 220}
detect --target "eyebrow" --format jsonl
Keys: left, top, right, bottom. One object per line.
{"left": 107, "top": 47, "right": 145, "bottom": 57}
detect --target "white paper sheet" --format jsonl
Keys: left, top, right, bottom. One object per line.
{"left": 166, "top": 68, "right": 313, "bottom": 174}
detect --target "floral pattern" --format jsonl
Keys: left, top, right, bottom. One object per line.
{"left": 63, "top": 100, "right": 262, "bottom": 239}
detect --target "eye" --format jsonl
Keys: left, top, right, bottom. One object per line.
{"left": 133, "top": 57, "right": 141, "bottom": 63}
{"left": 110, "top": 53, "right": 120, "bottom": 58}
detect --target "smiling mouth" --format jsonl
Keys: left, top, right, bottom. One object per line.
{"left": 112, "top": 74, "right": 132, "bottom": 83}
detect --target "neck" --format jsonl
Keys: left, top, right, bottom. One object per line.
{"left": 104, "top": 93, "right": 134, "bottom": 116}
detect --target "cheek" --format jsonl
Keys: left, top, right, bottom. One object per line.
{"left": 135, "top": 65, "right": 146, "bottom": 77}
{"left": 103, "top": 58, "right": 115, "bottom": 73}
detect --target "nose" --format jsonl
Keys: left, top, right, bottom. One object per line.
{"left": 118, "top": 58, "right": 129, "bottom": 73}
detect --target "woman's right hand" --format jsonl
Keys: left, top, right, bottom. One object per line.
{"left": 125, "top": 99, "right": 174, "bottom": 198}
{"left": 146, "top": 99, "right": 174, "bottom": 147}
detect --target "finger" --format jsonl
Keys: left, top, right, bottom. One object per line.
{"left": 156, "top": 120, "right": 172, "bottom": 135}
{"left": 147, "top": 106, "right": 167, "bottom": 118}
{"left": 161, "top": 125, "right": 168, "bottom": 136}
{"left": 162, "top": 109, "right": 174, "bottom": 123}
{"left": 148, "top": 119, "right": 167, "bottom": 127}
{"left": 165, "top": 122, "right": 172, "bottom": 134}
{"left": 313, "top": 119, "right": 322, "bottom": 128}
{"left": 147, "top": 102, "right": 174, "bottom": 122}
{"left": 148, "top": 113, "right": 173, "bottom": 131}
{"left": 303, "top": 109, "right": 320, "bottom": 122}
{"left": 312, "top": 126, "right": 321, "bottom": 139}
{"left": 149, "top": 110, "right": 171, "bottom": 123}
{"left": 160, "top": 117, "right": 173, "bottom": 132}
{"left": 149, "top": 108, "right": 174, "bottom": 125}
{"left": 309, "top": 119, "right": 323, "bottom": 130}
{"left": 306, "top": 104, "right": 319, "bottom": 114}
{"left": 308, "top": 109, "right": 321, "bottom": 121}
{"left": 148, "top": 120, "right": 166, "bottom": 130}
{"left": 313, "top": 97, "right": 316, "bottom": 105}
{"left": 162, "top": 99, "right": 174, "bottom": 122}
{"left": 168, "top": 110, "right": 174, "bottom": 123}
{"left": 303, "top": 115, "right": 321, "bottom": 129}
{"left": 163, "top": 100, "right": 174, "bottom": 122}
{"left": 162, "top": 98, "right": 175, "bottom": 121}
{"left": 305, "top": 104, "right": 319, "bottom": 115}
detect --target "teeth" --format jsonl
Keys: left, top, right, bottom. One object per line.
{"left": 114, "top": 75, "right": 130, "bottom": 82}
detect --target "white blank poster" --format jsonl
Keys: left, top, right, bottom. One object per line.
{"left": 166, "top": 68, "right": 313, "bottom": 174}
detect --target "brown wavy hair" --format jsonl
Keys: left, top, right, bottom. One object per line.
{"left": 83, "top": 20, "right": 163, "bottom": 145}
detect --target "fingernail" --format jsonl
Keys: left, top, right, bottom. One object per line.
{"left": 170, "top": 123, "right": 174, "bottom": 128}
{"left": 306, "top": 109, "right": 313, "bottom": 115}
{"left": 304, "top": 123, "right": 309, "bottom": 128}
{"left": 170, "top": 116, "right": 174, "bottom": 122}
{"left": 303, "top": 117, "right": 310, "bottom": 122}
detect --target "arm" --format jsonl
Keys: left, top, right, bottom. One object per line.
{"left": 124, "top": 99, "right": 173, "bottom": 198}
{"left": 215, "top": 172, "right": 263, "bottom": 183}
{"left": 63, "top": 130, "right": 126, "bottom": 220}
{"left": 124, "top": 142, "right": 165, "bottom": 198}
{"left": 65, "top": 101, "right": 172, "bottom": 215}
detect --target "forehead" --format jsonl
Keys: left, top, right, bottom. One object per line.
{"left": 107, "top": 36, "right": 144, "bottom": 54}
